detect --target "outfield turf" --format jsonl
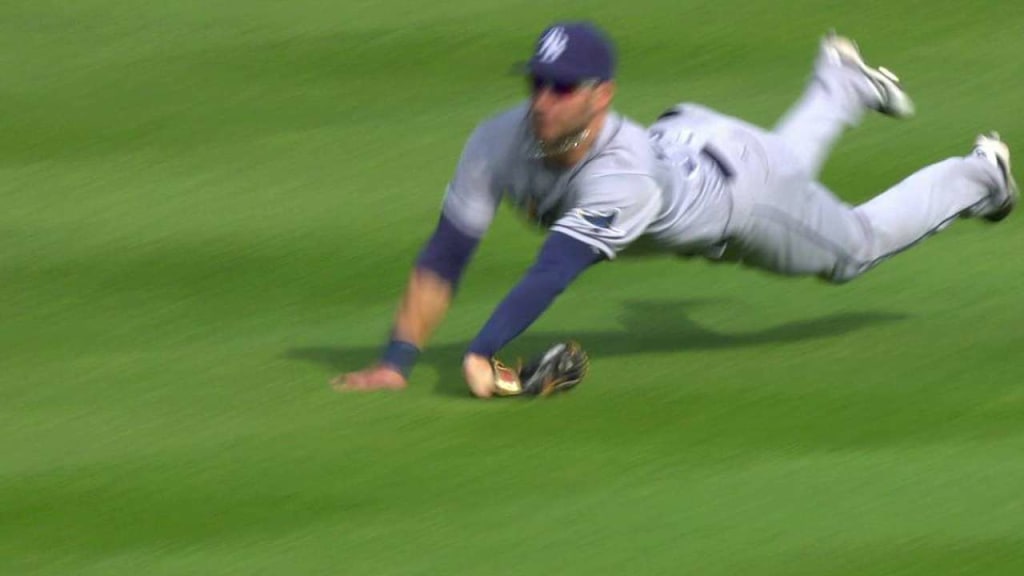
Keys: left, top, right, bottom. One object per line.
{"left": 3, "top": 1, "right": 1023, "bottom": 574}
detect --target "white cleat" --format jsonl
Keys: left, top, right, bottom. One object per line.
{"left": 821, "top": 31, "right": 915, "bottom": 119}
{"left": 972, "top": 132, "right": 1018, "bottom": 222}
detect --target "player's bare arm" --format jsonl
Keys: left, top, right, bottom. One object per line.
{"left": 334, "top": 267, "right": 454, "bottom": 392}
{"left": 334, "top": 213, "right": 483, "bottom": 392}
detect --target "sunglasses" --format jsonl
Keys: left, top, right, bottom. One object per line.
{"left": 529, "top": 76, "right": 598, "bottom": 96}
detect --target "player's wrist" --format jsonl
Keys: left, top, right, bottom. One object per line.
{"left": 465, "top": 340, "right": 496, "bottom": 358}
{"left": 380, "top": 339, "right": 420, "bottom": 378}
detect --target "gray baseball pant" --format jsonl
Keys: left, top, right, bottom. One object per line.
{"left": 700, "top": 59, "right": 1002, "bottom": 282}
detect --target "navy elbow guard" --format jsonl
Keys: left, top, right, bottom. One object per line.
{"left": 415, "top": 215, "right": 480, "bottom": 286}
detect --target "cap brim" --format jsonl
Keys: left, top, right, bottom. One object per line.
{"left": 510, "top": 58, "right": 592, "bottom": 84}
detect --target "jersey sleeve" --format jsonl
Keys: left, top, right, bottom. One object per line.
{"left": 440, "top": 124, "right": 504, "bottom": 239}
{"left": 549, "top": 173, "right": 661, "bottom": 259}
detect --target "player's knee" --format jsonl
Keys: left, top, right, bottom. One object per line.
{"left": 820, "top": 272, "right": 857, "bottom": 285}
{"left": 821, "top": 259, "right": 873, "bottom": 284}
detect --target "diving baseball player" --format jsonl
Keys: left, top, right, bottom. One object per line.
{"left": 337, "top": 22, "right": 1017, "bottom": 398}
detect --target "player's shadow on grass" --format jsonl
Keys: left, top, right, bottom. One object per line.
{"left": 286, "top": 299, "right": 908, "bottom": 397}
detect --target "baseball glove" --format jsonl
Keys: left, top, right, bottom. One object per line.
{"left": 491, "top": 341, "right": 590, "bottom": 397}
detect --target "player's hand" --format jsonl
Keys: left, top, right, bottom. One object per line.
{"left": 463, "top": 353, "right": 497, "bottom": 398}
{"left": 332, "top": 365, "right": 407, "bottom": 392}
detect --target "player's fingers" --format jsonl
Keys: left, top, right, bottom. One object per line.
{"left": 331, "top": 371, "right": 365, "bottom": 391}
{"left": 333, "top": 379, "right": 368, "bottom": 392}
{"left": 332, "top": 372, "right": 406, "bottom": 392}
{"left": 360, "top": 374, "right": 406, "bottom": 391}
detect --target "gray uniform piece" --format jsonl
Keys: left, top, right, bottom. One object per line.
{"left": 442, "top": 56, "right": 1003, "bottom": 282}
{"left": 652, "top": 57, "right": 1003, "bottom": 282}
{"left": 441, "top": 103, "right": 734, "bottom": 260}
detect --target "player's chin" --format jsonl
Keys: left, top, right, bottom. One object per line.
{"left": 531, "top": 121, "right": 560, "bottom": 142}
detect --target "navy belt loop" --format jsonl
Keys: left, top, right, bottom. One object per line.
{"left": 656, "top": 106, "right": 684, "bottom": 121}
{"left": 701, "top": 144, "right": 735, "bottom": 180}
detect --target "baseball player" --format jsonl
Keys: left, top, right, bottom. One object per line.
{"left": 337, "top": 22, "right": 1017, "bottom": 398}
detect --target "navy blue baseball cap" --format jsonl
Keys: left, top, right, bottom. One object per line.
{"left": 521, "top": 22, "right": 616, "bottom": 84}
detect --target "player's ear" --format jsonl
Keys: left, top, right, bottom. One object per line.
{"left": 594, "top": 81, "right": 615, "bottom": 110}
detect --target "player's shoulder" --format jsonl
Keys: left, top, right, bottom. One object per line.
{"left": 566, "top": 113, "right": 662, "bottom": 206}
{"left": 605, "top": 113, "right": 654, "bottom": 154}
{"left": 468, "top": 102, "right": 530, "bottom": 145}
{"left": 575, "top": 112, "right": 657, "bottom": 179}
{"left": 455, "top": 102, "right": 530, "bottom": 163}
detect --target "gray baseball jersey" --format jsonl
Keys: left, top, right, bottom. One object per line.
{"left": 446, "top": 35, "right": 1008, "bottom": 289}
{"left": 440, "top": 102, "right": 734, "bottom": 259}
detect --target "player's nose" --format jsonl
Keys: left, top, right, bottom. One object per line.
{"left": 531, "top": 87, "right": 557, "bottom": 111}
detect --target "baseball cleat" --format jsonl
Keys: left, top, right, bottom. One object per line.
{"left": 821, "top": 31, "right": 915, "bottom": 119}
{"left": 972, "top": 132, "right": 1018, "bottom": 222}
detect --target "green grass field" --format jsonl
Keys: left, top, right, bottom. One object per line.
{"left": 3, "top": 1, "right": 1023, "bottom": 574}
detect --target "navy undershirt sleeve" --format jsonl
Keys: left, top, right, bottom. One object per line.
{"left": 415, "top": 214, "right": 481, "bottom": 286}
{"left": 467, "top": 232, "right": 604, "bottom": 357}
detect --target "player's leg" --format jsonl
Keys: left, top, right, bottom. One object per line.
{"left": 850, "top": 134, "right": 1017, "bottom": 271}
{"left": 729, "top": 134, "right": 1016, "bottom": 282}
{"left": 773, "top": 33, "right": 914, "bottom": 179}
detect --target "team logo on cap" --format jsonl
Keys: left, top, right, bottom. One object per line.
{"left": 537, "top": 27, "right": 569, "bottom": 63}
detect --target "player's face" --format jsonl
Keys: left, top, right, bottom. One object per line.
{"left": 528, "top": 77, "right": 607, "bottom": 144}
